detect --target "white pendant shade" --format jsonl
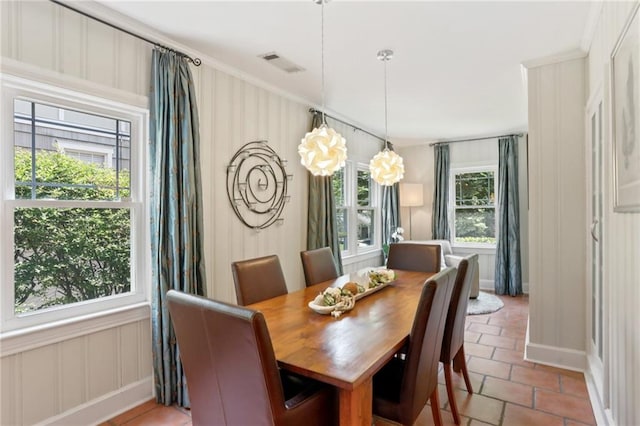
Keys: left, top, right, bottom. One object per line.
{"left": 298, "top": 0, "right": 347, "bottom": 177}
{"left": 370, "top": 148, "right": 404, "bottom": 186}
{"left": 299, "top": 123, "right": 347, "bottom": 176}
{"left": 370, "top": 49, "right": 404, "bottom": 186}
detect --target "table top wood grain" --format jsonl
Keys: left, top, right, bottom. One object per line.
{"left": 249, "top": 269, "right": 434, "bottom": 390}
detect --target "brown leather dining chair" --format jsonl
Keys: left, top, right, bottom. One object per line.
{"left": 166, "top": 290, "right": 338, "bottom": 426}
{"left": 441, "top": 254, "right": 478, "bottom": 424}
{"left": 372, "top": 267, "right": 456, "bottom": 426}
{"left": 300, "top": 247, "right": 339, "bottom": 287}
{"left": 386, "top": 242, "right": 442, "bottom": 273}
{"left": 231, "top": 254, "right": 288, "bottom": 305}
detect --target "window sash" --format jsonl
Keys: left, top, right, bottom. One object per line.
{"left": 1, "top": 74, "right": 149, "bottom": 333}
{"left": 450, "top": 168, "right": 497, "bottom": 246}
{"left": 14, "top": 99, "right": 131, "bottom": 201}
{"left": 333, "top": 162, "right": 380, "bottom": 257}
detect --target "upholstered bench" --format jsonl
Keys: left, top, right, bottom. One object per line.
{"left": 400, "top": 240, "right": 480, "bottom": 298}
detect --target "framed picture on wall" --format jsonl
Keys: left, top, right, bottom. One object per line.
{"left": 611, "top": 3, "right": 640, "bottom": 212}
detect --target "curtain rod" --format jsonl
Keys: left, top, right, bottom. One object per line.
{"left": 429, "top": 132, "right": 524, "bottom": 146}
{"left": 309, "top": 108, "right": 386, "bottom": 144}
{"left": 49, "top": 0, "right": 202, "bottom": 66}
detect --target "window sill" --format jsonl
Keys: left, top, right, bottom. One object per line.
{"left": 0, "top": 302, "right": 150, "bottom": 357}
{"left": 451, "top": 244, "right": 497, "bottom": 255}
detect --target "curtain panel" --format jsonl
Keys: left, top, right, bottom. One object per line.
{"left": 494, "top": 136, "right": 522, "bottom": 295}
{"left": 381, "top": 141, "right": 401, "bottom": 248}
{"left": 432, "top": 144, "right": 450, "bottom": 240}
{"left": 149, "top": 49, "right": 207, "bottom": 407}
{"left": 382, "top": 183, "right": 401, "bottom": 248}
{"left": 306, "top": 112, "right": 343, "bottom": 274}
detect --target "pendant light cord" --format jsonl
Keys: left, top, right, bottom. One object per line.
{"left": 321, "top": 0, "right": 327, "bottom": 125}
{"left": 384, "top": 55, "right": 388, "bottom": 150}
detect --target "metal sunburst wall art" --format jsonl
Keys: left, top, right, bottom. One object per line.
{"left": 226, "top": 140, "right": 292, "bottom": 230}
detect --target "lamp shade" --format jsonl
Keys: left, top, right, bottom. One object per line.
{"left": 369, "top": 149, "right": 404, "bottom": 186}
{"left": 400, "top": 183, "right": 424, "bottom": 207}
{"left": 299, "top": 124, "right": 347, "bottom": 176}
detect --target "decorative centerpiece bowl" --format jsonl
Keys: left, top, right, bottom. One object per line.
{"left": 308, "top": 268, "right": 396, "bottom": 317}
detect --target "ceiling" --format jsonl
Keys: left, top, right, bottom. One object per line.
{"left": 91, "top": 1, "right": 596, "bottom": 144}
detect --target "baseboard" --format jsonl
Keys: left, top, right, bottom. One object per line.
{"left": 479, "top": 279, "right": 530, "bottom": 294}
{"left": 35, "top": 377, "right": 153, "bottom": 426}
{"left": 583, "top": 369, "right": 615, "bottom": 426}
{"left": 480, "top": 279, "right": 494, "bottom": 291}
{"left": 524, "top": 340, "right": 587, "bottom": 372}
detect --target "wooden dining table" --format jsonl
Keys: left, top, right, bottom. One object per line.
{"left": 248, "top": 269, "right": 434, "bottom": 426}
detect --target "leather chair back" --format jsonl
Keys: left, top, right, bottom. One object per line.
{"left": 400, "top": 267, "right": 455, "bottom": 423}
{"left": 441, "top": 254, "right": 478, "bottom": 362}
{"left": 386, "top": 242, "right": 442, "bottom": 272}
{"left": 232, "top": 254, "right": 288, "bottom": 305}
{"left": 372, "top": 267, "right": 455, "bottom": 425}
{"left": 167, "top": 290, "right": 337, "bottom": 426}
{"left": 300, "top": 247, "right": 339, "bottom": 287}
{"left": 166, "top": 290, "right": 287, "bottom": 425}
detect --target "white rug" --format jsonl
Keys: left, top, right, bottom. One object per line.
{"left": 467, "top": 291, "right": 504, "bottom": 315}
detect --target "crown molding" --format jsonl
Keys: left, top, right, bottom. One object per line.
{"left": 521, "top": 48, "right": 588, "bottom": 70}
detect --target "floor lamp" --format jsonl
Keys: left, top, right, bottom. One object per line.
{"left": 399, "top": 183, "right": 424, "bottom": 240}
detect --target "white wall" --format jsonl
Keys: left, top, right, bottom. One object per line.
{"left": 586, "top": 2, "right": 640, "bottom": 425}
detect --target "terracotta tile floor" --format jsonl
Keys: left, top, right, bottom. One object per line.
{"left": 102, "top": 294, "right": 596, "bottom": 426}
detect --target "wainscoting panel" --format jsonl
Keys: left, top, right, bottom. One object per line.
{"left": 1, "top": 355, "right": 18, "bottom": 425}
{"left": 22, "top": 345, "right": 58, "bottom": 424}
{"left": 119, "top": 322, "right": 141, "bottom": 387}
{"left": 342, "top": 252, "right": 385, "bottom": 275}
{"left": 526, "top": 56, "right": 587, "bottom": 354}
{"left": 59, "top": 337, "right": 87, "bottom": 414}
{"left": 87, "top": 329, "right": 119, "bottom": 400}
{"left": 453, "top": 247, "right": 496, "bottom": 290}
{"left": 1, "top": 1, "right": 150, "bottom": 98}
{"left": 0, "top": 319, "right": 152, "bottom": 425}
{"left": 58, "top": 7, "right": 85, "bottom": 77}
{"left": 16, "top": 1, "right": 57, "bottom": 70}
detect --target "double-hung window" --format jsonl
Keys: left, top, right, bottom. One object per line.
{"left": 333, "top": 162, "right": 380, "bottom": 257}
{"left": 1, "top": 76, "right": 148, "bottom": 333}
{"left": 450, "top": 168, "right": 497, "bottom": 245}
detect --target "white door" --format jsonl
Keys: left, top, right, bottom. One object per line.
{"left": 586, "top": 88, "right": 608, "bottom": 408}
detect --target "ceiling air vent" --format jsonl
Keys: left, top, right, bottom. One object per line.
{"left": 259, "top": 52, "right": 305, "bottom": 73}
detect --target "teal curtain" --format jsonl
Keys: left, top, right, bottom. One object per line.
{"left": 382, "top": 142, "right": 401, "bottom": 248}
{"left": 149, "top": 49, "right": 207, "bottom": 407}
{"left": 494, "top": 136, "right": 522, "bottom": 296}
{"left": 431, "top": 144, "right": 450, "bottom": 240}
{"left": 382, "top": 183, "right": 401, "bottom": 247}
{"left": 306, "top": 112, "right": 343, "bottom": 274}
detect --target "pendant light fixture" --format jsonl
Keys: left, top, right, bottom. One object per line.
{"left": 369, "top": 49, "right": 404, "bottom": 186}
{"left": 298, "top": 0, "right": 347, "bottom": 176}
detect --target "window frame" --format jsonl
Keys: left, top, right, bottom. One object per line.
{"left": 335, "top": 161, "right": 381, "bottom": 259}
{"left": 0, "top": 74, "right": 150, "bottom": 334}
{"left": 449, "top": 166, "right": 498, "bottom": 248}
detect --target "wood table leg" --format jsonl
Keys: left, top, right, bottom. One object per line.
{"left": 338, "top": 377, "right": 372, "bottom": 426}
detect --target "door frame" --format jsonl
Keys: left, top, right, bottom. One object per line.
{"left": 584, "top": 82, "right": 609, "bottom": 413}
